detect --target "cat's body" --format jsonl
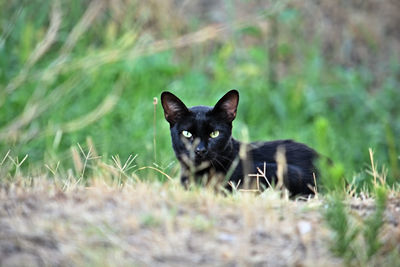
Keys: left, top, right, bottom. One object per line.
{"left": 161, "top": 90, "right": 318, "bottom": 195}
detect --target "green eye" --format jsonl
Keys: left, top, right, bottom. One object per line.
{"left": 182, "top": 130, "right": 192, "bottom": 138}
{"left": 210, "top": 130, "right": 220, "bottom": 138}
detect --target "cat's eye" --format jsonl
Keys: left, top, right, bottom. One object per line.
{"left": 182, "top": 130, "right": 192, "bottom": 138}
{"left": 210, "top": 130, "right": 220, "bottom": 138}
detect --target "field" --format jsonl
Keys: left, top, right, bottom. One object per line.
{"left": 1, "top": 0, "right": 400, "bottom": 266}
{"left": 1, "top": 178, "right": 400, "bottom": 266}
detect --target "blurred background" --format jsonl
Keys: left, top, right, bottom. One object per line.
{"left": 0, "top": 0, "right": 399, "bottom": 187}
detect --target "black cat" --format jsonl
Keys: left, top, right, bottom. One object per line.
{"left": 161, "top": 90, "right": 318, "bottom": 195}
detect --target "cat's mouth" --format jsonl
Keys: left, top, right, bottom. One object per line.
{"left": 194, "top": 156, "right": 210, "bottom": 166}
{"left": 179, "top": 152, "right": 211, "bottom": 168}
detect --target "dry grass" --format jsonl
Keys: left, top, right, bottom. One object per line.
{"left": 1, "top": 147, "right": 399, "bottom": 266}
{"left": 1, "top": 177, "right": 399, "bottom": 267}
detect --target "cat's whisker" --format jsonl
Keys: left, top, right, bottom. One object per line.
{"left": 211, "top": 158, "right": 228, "bottom": 171}
{"left": 209, "top": 151, "right": 234, "bottom": 164}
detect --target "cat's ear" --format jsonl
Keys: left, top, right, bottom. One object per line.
{"left": 212, "top": 90, "right": 239, "bottom": 122}
{"left": 161, "top": 91, "right": 189, "bottom": 125}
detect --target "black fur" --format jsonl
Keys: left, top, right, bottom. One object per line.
{"left": 161, "top": 90, "right": 318, "bottom": 195}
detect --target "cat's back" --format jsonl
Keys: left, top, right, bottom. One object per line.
{"left": 249, "top": 139, "right": 317, "bottom": 167}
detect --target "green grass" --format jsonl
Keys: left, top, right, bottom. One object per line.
{"left": 1, "top": 1, "right": 399, "bottom": 190}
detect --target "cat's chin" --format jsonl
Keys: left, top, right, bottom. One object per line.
{"left": 193, "top": 158, "right": 211, "bottom": 169}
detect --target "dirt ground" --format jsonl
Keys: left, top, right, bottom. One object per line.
{"left": 1, "top": 180, "right": 399, "bottom": 266}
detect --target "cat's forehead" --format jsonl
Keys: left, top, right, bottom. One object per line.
{"left": 189, "top": 106, "right": 212, "bottom": 124}
{"left": 176, "top": 105, "right": 216, "bottom": 130}
{"left": 189, "top": 106, "right": 213, "bottom": 119}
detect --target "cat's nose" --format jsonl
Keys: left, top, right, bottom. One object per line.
{"left": 195, "top": 145, "right": 207, "bottom": 156}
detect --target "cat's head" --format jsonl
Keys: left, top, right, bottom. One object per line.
{"left": 161, "top": 90, "right": 239, "bottom": 167}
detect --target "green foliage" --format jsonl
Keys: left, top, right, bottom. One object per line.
{"left": 324, "top": 194, "right": 359, "bottom": 261}
{"left": 324, "top": 187, "right": 391, "bottom": 265}
{"left": 363, "top": 186, "right": 387, "bottom": 259}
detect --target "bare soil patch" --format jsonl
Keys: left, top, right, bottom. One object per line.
{"left": 1, "top": 181, "right": 399, "bottom": 266}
